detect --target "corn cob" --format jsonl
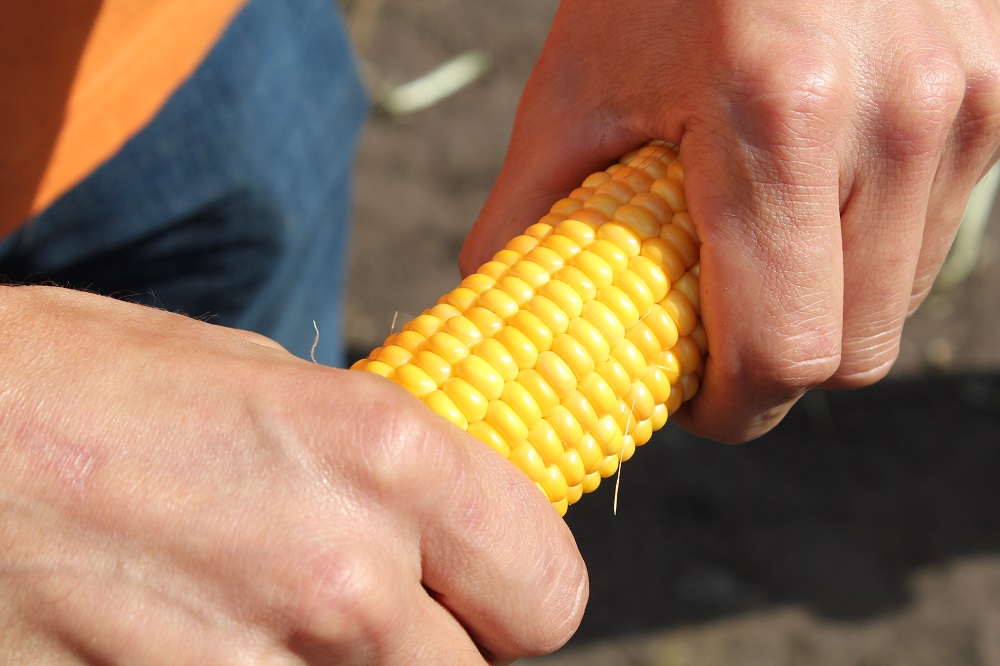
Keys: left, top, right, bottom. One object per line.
{"left": 351, "top": 141, "right": 706, "bottom": 515}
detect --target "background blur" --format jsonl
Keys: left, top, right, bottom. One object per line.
{"left": 338, "top": 2, "right": 1000, "bottom": 663}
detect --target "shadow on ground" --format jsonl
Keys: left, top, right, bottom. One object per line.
{"left": 556, "top": 370, "right": 1000, "bottom": 647}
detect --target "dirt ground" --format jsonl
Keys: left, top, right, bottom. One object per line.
{"left": 338, "top": 2, "right": 1000, "bottom": 663}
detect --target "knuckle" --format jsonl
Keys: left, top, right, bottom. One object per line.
{"left": 747, "top": 326, "right": 841, "bottom": 396}
{"left": 828, "top": 335, "right": 901, "bottom": 389}
{"left": 960, "top": 63, "right": 1000, "bottom": 152}
{"left": 731, "top": 44, "right": 848, "bottom": 146}
{"left": 346, "top": 372, "right": 455, "bottom": 502}
{"left": 882, "top": 47, "right": 964, "bottom": 160}
{"left": 517, "top": 550, "right": 589, "bottom": 656}
{"left": 289, "top": 547, "right": 398, "bottom": 648}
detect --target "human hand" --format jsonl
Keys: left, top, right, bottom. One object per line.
{"left": 462, "top": 0, "right": 1000, "bottom": 442}
{"left": 0, "top": 286, "right": 586, "bottom": 664}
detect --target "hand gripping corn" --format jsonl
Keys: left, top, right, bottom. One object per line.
{"left": 351, "top": 141, "right": 706, "bottom": 515}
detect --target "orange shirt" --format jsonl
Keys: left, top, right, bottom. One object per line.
{"left": 0, "top": 0, "right": 247, "bottom": 237}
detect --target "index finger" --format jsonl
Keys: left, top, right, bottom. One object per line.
{"left": 416, "top": 413, "right": 589, "bottom": 661}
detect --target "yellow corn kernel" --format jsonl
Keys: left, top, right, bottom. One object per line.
{"left": 562, "top": 390, "right": 599, "bottom": 435}
{"left": 555, "top": 219, "right": 597, "bottom": 247}
{"left": 460, "top": 272, "right": 497, "bottom": 295}
{"left": 596, "top": 355, "right": 632, "bottom": 395}
{"left": 443, "top": 286, "right": 478, "bottom": 312}
{"left": 393, "top": 364, "right": 436, "bottom": 397}
{"left": 570, "top": 250, "right": 614, "bottom": 289}
{"left": 524, "top": 222, "right": 554, "bottom": 240}
{"left": 549, "top": 404, "right": 584, "bottom": 450}
{"left": 581, "top": 471, "right": 602, "bottom": 494}
{"left": 681, "top": 373, "right": 700, "bottom": 402}
{"left": 629, "top": 191, "right": 672, "bottom": 224}
{"left": 538, "top": 465, "right": 569, "bottom": 504}
{"left": 528, "top": 419, "right": 564, "bottom": 463}
{"left": 526, "top": 295, "right": 570, "bottom": 336}
{"left": 661, "top": 289, "right": 698, "bottom": 337}
{"left": 540, "top": 280, "right": 584, "bottom": 319}
{"left": 584, "top": 192, "right": 623, "bottom": 218}
{"left": 478, "top": 287, "right": 520, "bottom": 321}
{"left": 568, "top": 317, "right": 611, "bottom": 365}
{"left": 612, "top": 166, "right": 654, "bottom": 195}
{"left": 442, "top": 315, "right": 483, "bottom": 346}
{"left": 501, "top": 381, "right": 543, "bottom": 429}
{"left": 494, "top": 248, "right": 523, "bottom": 267}
{"left": 498, "top": 275, "right": 535, "bottom": 307}
{"left": 613, "top": 204, "right": 661, "bottom": 241}
{"left": 643, "top": 303, "right": 680, "bottom": 351}
{"left": 517, "top": 368, "right": 560, "bottom": 418}
{"left": 593, "top": 414, "right": 624, "bottom": 456}
{"left": 597, "top": 285, "right": 640, "bottom": 331}
{"left": 625, "top": 381, "right": 656, "bottom": 422}
{"left": 625, "top": 320, "right": 662, "bottom": 362}
{"left": 577, "top": 434, "right": 605, "bottom": 474}
{"left": 494, "top": 326, "right": 539, "bottom": 371}
{"left": 404, "top": 313, "right": 446, "bottom": 338}
{"left": 673, "top": 272, "right": 700, "bottom": 311}
{"left": 456, "top": 354, "right": 504, "bottom": 401}
{"left": 671, "top": 211, "right": 698, "bottom": 244}
{"left": 582, "top": 171, "right": 611, "bottom": 188}
{"left": 426, "top": 331, "right": 471, "bottom": 366}
{"left": 660, "top": 224, "right": 699, "bottom": 269}
{"left": 486, "top": 400, "right": 529, "bottom": 445}
{"left": 535, "top": 350, "right": 578, "bottom": 398}
{"left": 589, "top": 238, "right": 629, "bottom": 272}
{"left": 443, "top": 376, "right": 489, "bottom": 423}
{"left": 526, "top": 245, "right": 565, "bottom": 275}
{"left": 423, "top": 390, "right": 468, "bottom": 430}
{"left": 468, "top": 420, "right": 510, "bottom": 458}
{"left": 640, "top": 237, "right": 686, "bottom": 283}
{"left": 599, "top": 454, "right": 619, "bottom": 479}
{"left": 569, "top": 207, "right": 610, "bottom": 228}
{"left": 596, "top": 223, "right": 641, "bottom": 258}
{"left": 464, "top": 306, "right": 504, "bottom": 340}
{"left": 621, "top": 434, "right": 637, "bottom": 462}
{"left": 478, "top": 260, "right": 510, "bottom": 281}
{"left": 552, "top": 333, "right": 595, "bottom": 383}
{"left": 393, "top": 329, "right": 428, "bottom": 354}
{"left": 650, "top": 403, "right": 669, "bottom": 431}
{"left": 582, "top": 299, "right": 626, "bottom": 347}
{"left": 358, "top": 360, "right": 391, "bottom": 377}
{"left": 352, "top": 141, "right": 706, "bottom": 514}
{"left": 674, "top": 335, "right": 703, "bottom": 377}
{"left": 594, "top": 179, "right": 634, "bottom": 204}
{"left": 578, "top": 374, "right": 618, "bottom": 417}
{"left": 651, "top": 176, "right": 686, "bottom": 213}
{"left": 558, "top": 449, "right": 586, "bottom": 488}
{"left": 556, "top": 265, "right": 597, "bottom": 302}
{"left": 613, "top": 269, "right": 655, "bottom": 318}
{"left": 509, "top": 309, "right": 554, "bottom": 353}
{"left": 509, "top": 259, "right": 550, "bottom": 290}
{"left": 373, "top": 345, "right": 412, "bottom": 368}
{"left": 540, "top": 233, "right": 582, "bottom": 261}
{"left": 642, "top": 365, "right": 672, "bottom": 405}
{"left": 474, "top": 337, "right": 519, "bottom": 382}
{"left": 539, "top": 212, "right": 567, "bottom": 227}
{"left": 411, "top": 350, "right": 451, "bottom": 387}
{"left": 611, "top": 339, "right": 647, "bottom": 382}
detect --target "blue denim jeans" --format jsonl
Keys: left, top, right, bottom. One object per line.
{"left": 0, "top": 0, "right": 368, "bottom": 366}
